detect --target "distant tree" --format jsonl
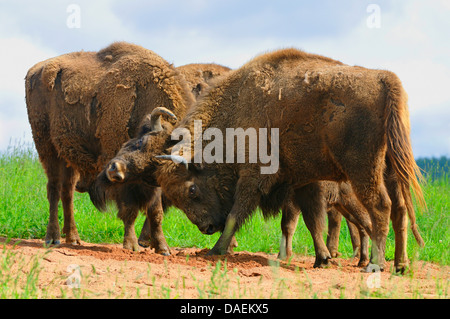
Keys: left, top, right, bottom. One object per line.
{"left": 416, "top": 156, "right": 449, "bottom": 181}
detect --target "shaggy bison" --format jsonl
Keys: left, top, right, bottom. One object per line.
{"left": 98, "top": 63, "right": 370, "bottom": 267}
{"left": 89, "top": 62, "right": 232, "bottom": 251}
{"left": 25, "top": 42, "right": 195, "bottom": 252}
{"left": 154, "top": 48, "right": 425, "bottom": 272}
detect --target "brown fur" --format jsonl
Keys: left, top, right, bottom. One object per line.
{"left": 156, "top": 48, "right": 425, "bottom": 272}
{"left": 25, "top": 42, "right": 195, "bottom": 250}
{"left": 177, "top": 63, "right": 231, "bottom": 99}
{"left": 89, "top": 62, "right": 232, "bottom": 250}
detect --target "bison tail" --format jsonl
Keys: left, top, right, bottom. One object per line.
{"left": 383, "top": 71, "right": 427, "bottom": 242}
{"left": 401, "top": 182, "right": 425, "bottom": 247}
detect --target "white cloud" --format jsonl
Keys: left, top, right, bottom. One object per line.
{"left": 0, "top": 37, "right": 56, "bottom": 96}
{"left": 0, "top": 37, "right": 57, "bottom": 151}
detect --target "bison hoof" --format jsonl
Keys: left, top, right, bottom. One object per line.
{"left": 65, "top": 236, "right": 81, "bottom": 245}
{"left": 153, "top": 245, "right": 171, "bottom": 256}
{"left": 362, "top": 263, "right": 384, "bottom": 273}
{"left": 330, "top": 251, "right": 342, "bottom": 258}
{"left": 394, "top": 265, "right": 407, "bottom": 274}
{"left": 313, "top": 256, "right": 331, "bottom": 268}
{"left": 138, "top": 239, "right": 150, "bottom": 248}
{"left": 123, "top": 241, "right": 140, "bottom": 252}
{"left": 357, "top": 258, "right": 370, "bottom": 268}
{"left": 44, "top": 239, "right": 60, "bottom": 246}
{"left": 207, "top": 248, "right": 227, "bottom": 256}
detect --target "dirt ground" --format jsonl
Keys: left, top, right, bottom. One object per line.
{"left": 1, "top": 237, "right": 448, "bottom": 299}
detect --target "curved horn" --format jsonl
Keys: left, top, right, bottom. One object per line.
{"left": 155, "top": 155, "right": 188, "bottom": 170}
{"left": 150, "top": 107, "right": 177, "bottom": 132}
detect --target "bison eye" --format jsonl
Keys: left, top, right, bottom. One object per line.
{"left": 133, "top": 136, "right": 147, "bottom": 150}
{"left": 188, "top": 184, "right": 197, "bottom": 198}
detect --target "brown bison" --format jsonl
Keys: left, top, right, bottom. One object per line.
{"left": 154, "top": 48, "right": 425, "bottom": 272}
{"left": 25, "top": 42, "right": 195, "bottom": 252}
{"left": 112, "top": 62, "right": 232, "bottom": 249}
{"left": 98, "top": 63, "right": 371, "bottom": 267}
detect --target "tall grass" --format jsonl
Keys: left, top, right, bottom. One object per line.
{"left": 0, "top": 142, "right": 448, "bottom": 265}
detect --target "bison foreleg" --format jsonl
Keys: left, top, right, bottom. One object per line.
{"left": 326, "top": 208, "right": 343, "bottom": 258}
{"left": 207, "top": 176, "right": 259, "bottom": 256}
{"left": 207, "top": 214, "right": 238, "bottom": 256}
{"left": 278, "top": 200, "right": 300, "bottom": 260}
{"left": 118, "top": 207, "right": 140, "bottom": 251}
{"left": 138, "top": 194, "right": 170, "bottom": 255}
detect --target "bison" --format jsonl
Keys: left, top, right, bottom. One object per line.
{"left": 99, "top": 62, "right": 372, "bottom": 267}
{"left": 88, "top": 61, "right": 232, "bottom": 251}
{"left": 154, "top": 48, "right": 425, "bottom": 272}
{"left": 25, "top": 41, "right": 195, "bottom": 252}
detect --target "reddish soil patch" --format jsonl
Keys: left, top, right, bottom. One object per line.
{"left": 1, "top": 237, "right": 447, "bottom": 299}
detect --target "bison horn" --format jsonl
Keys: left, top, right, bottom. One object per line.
{"left": 155, "top": 155, "right": 188, "bottom": 170}
{"left": 150, "top": 107, "right": 177, "bottom": 132}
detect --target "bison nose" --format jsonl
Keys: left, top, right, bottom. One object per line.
{"left": 106, "top": 160, "right": 127, "bottom": 183}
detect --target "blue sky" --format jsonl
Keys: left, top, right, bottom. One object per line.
{"left": 0, "top": 0, "right": 449, "bottom": 157}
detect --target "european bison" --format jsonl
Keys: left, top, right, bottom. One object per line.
{"left": 90, "top": 61, "right": 232, "bottom": 250}
{"left": 155, "top": 48, "right": 425, "bottom": 272}
{"left": 25, "top": 41, "right": 195, "bottom": 252}
{"left": 98, "top": 63, "right": 370, "bottom": 267}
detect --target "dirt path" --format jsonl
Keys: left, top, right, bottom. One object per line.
{"left": 1, "top": 237, "right": 447, "bottom": 299}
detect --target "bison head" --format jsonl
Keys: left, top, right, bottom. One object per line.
{"left": 89, "top": 107, "right": 177, "bottom": 211}
{"left": 155, "top": 156, "right": 235, "bottom": 235}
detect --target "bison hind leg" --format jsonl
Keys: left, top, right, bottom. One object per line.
{"left": 61, "top": 165, "right": 81, "bottom": 245}
{"left": 41, "top": 150, "right": 63, "bottom": 246}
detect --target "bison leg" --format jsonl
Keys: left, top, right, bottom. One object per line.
{"left": 207, "top": 176, "right": 260, "bottom": 256}
{"left": 351, "top": 182, "right": 391, "bottom": 272}
{"left": 278, "top": 200, "right": 300, "bottom": 260}
{"left": 227, "top": 236, "right": 239, "bottom": 254}
{"left": 138, "top": 217, "right": 151, "bottom": 247}
{"left": 294, "top": 185, "right": 331, "bottom": 268}
{"left": 357, "top": 227, "right": 370, "bottom": 267}
{"left": 138, "top": 193, "right": 170, "bottom": 255}
{"left": 346, "top": 220, "right": 361, "bottom": 259}
{"left": 385, "top": 177, "right": 409, "bottom": 273}
{"left": 334, "top": 187, "right": 372, "bottom": 267}
{"left": 118, "top": 207, "right": 140, "bottom": 251}
{"left": 326, "top": 208, "right": 342, "bottom": 258}
{"left": 44, "top": 165, "right": 62, "bottom": 246}
{"left": 61, "top": 165, "right": 81, "bottom": 245}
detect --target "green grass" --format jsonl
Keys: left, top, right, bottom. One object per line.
{"left": 0, "top": 142, "right": 448, "bottom": 266}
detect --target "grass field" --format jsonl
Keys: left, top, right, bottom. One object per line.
{"left": 0, "top": 142, "right": 448, "bottom": 266}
